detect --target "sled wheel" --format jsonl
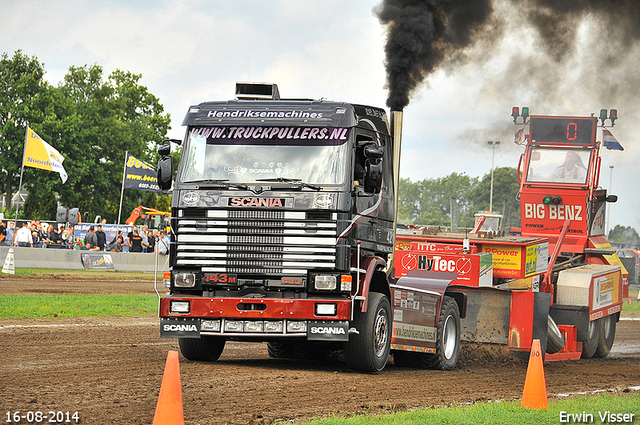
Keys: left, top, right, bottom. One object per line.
{"left": 593, "top": 315, "right": 617, "bottom": 358}
{"left": 580, "top": 318, "right": 601, "bottom": 359}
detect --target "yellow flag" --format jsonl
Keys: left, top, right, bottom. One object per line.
{"left": 23, "top": 127, "right": 68, "bottom": 183}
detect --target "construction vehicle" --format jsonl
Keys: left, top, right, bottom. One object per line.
{"left": 125, "top": 206, "right": 170, "bottom": 230}
{"left": 394, "top": 108, "right": 627, "bottom": 361}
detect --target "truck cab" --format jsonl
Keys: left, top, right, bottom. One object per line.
{"left": 156, "top": 83, "right": 401, "bottom": 371}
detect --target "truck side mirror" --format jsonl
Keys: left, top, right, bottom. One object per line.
{"left": 157, "top": 156, "right": 174, "bottom": 191}
{"left": 157, "top": 142, "right": 171, "bottom": 156}
{"left": 364, "top": 145, "right": 384, "bottom": 159}
{"left": 364, "top": 159, "right": 383, "bottom": 193}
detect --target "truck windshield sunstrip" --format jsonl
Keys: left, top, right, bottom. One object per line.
{"left": 180, "top": 126, "right": 350, "bottom": 185}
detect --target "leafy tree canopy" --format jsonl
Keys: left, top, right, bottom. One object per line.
{"left": 0, "top": 51, "right": 171, "bottom": 223}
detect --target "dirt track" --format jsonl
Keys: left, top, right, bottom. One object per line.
{"left": 1, "top": 274, "right": 639, "bottom": 425}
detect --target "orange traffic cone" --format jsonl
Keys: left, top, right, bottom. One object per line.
{"left": 153, "top": 351, "right": 185, "bottom": 425}
{"left": 521, "top": 339, "right": 548, "bottom": 409}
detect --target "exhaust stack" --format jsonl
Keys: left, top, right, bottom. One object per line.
{"left": 389, "top": 109, "right": 403, "bottom": 272}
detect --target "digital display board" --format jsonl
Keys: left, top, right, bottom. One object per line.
{"left": 530, "top": 117, "right": 596, "bottom": 145}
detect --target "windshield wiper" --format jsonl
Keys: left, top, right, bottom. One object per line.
{"left": 255, "top": 177, "right": 321, "bottom": 191}
{"left": 187, "top": 178, "right": 248, "bottom": 190}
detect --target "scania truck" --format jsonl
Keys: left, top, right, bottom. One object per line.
{"left": 156, "top": 82, "right": 441, "bottom": 372}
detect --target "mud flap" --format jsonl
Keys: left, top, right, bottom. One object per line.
{"left": 160, "top": 317, "right": 201, "bottom": 338}
{"left": 307, "top": 320, "right": 349, "bottom": 341}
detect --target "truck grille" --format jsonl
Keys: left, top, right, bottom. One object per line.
{"left": 175, "top": 209, "right": 337, "bottom": 275}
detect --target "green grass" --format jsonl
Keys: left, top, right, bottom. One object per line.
{"left": 13, "top": 268, "right": 156, "bottom": 280}
{"left": 304, "top": 393, "right": 640, "bottom": 425}
{"left": 0, "top": 293, "right": 158, "bottom": 318}
{"left": 623, "top": 288, "right": 640, "bottom": 316}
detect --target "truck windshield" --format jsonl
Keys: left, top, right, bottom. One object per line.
{"left": 525, "top": 147, "right": 591, "bottom": 185}
{"left": 179, "top": 126, "right": 350, "bottom": 185}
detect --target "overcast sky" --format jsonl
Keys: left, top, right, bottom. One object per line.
{"left": 1, "top": 0, "right": 638, "bottom": 230}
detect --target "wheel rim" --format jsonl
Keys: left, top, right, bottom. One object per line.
{"left": 587, "top": 320, "right": 596, "bottom": 340}
{"left": 603, "top": 316, "right": 612, "bottom": 339}
{"left": 442, "top": 315, "right": 457, "bottom": 360}
{"left": 373, "top": 307, "right": 389, "bottom": 357}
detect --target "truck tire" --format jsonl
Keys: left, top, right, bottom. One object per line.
{"left": 593, "top": 314, "right": 617, "bottom": 358}
{"left": 267, "top": 341, "right": 294, "bottom": 359}
{"left": 344, "top": 292, "right": 391, "bottom": 372}
{"left": 580, "top": 318, "right": 601, "bottom": 359}
{"left": 546, "top": 315, "right": 565, "bottom": 354}
{"left": 178, "top": 336, "right": 226, "bottom": 362}
{"left": 423, "top": 296, "right": 461, "bottom": 370}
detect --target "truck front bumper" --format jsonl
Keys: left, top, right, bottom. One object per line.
{"left": 159, "top": 296, "right": 351, "bottom": 341}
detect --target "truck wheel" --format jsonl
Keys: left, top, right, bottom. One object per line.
{"left": 267, "top": 341, "right": 294, "bottom": 359}
{"left": 178, "top": 336, "right": 226, "bottom": 362}
{"left": 344, "top": 292, "right": 391, "bottom": 372}
{"left": 423, "top": 296, "right": 460, "bottom": 370}
{"left": 593, "top": 315, "right": 617, "bottom": 358}
{"left": 546, "top": 315, "right": 565, "bottom": 354}
{"left": 580, "top": 318, "right": 601, "bottom": 359}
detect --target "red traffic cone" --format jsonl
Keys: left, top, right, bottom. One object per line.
{"left": 521, "top": 339, "right": 548, "bottom": 409}
{"left": 153, "top": 351, "right": 185, "bottom": 425}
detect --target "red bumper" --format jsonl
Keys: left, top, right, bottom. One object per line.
{"left": 159, "top": 296, "right": 352, "bottom": 320}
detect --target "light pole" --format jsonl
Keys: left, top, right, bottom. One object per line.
{"left": 488, "top": 141, "right": 500, "bottom": 212}
{"left": 607, "top": 165, "right": 614, "bottom": 235}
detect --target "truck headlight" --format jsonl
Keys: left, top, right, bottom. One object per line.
{"left": 314, "top": 275, "right": 337, "bottom": 290}
{"left": 170, "top": 300, "right": 190, "bottom": 314}
{"left": 174, "top": 272, "right": 196, "bottom": 288}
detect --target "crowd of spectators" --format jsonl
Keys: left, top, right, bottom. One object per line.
{"left": 0, "top": 220, "right": 171, "bottom": 255}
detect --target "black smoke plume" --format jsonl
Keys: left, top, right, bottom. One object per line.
{"left": 376, "top": 0, "right": 640, "bottom": 112}
{"left": 376, "top": 0, "right": 493, "bottom": 111}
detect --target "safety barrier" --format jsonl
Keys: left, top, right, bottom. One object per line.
{"left": 0, "top": 246, "right": 169, "bottom": 273}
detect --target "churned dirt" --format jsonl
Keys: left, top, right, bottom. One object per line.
{"left": 1, "top": 274, "right": 639, "bottom": 425}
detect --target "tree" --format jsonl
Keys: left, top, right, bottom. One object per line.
{"left": 0, "top": 51, "right": 50, "bottom": 210}
{"left": 21, "top": 64, "right": 171, "bottom": 222}
{"left": 398, "top": 173, "right": 479, "bottom": 228}
{"left": 467, "top": 167, "right": 521, "bottom": 230}
{"left": 608, "top": 225, "right": 640, "bottom": 246}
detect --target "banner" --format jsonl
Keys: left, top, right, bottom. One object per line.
{"left": 124, "top": 153, "right": 160, "bottom": 192}
{"left": 24, "top": 127, "right": 68, "bottom": 183}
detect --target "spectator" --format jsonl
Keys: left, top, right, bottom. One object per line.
{"left": 109, "top": 235, "right": 124, "bottom": 252}
{"left": 147, "top": 230, "right": 156, "bottom": 253}
{"left": 110, "top": 230, "right": 124, "bottom": 246}
{"left": 129, "top": 228, "right": 143, "bottom": 252}
{"left": 157, "top": 230, "right": 170, "bottom": 255}
{"left": 82, "top": 241, "right": 100, "bottom": 251}
{"left": 73, "top": 237, "right": 85, "bottom": 250}
{"left": 6, "top": 221, "right": 15, "bottom": 246}
{"left": 84, "top": 225, "right": 98, "bottom": 248}
{"left": 49, "top": 225, "right": 63, "bottom": 246}
{"left": 0, "top": 220, "right": 6, "bottom": 246}
{"left": 34, "top": 223, "right": 47, "bottom": 247}
{"left": 16, "top": 222, "right": 34, "bottom": 247}
{"left": 127, "top": 225, "right": 138, "bottom": 247}
{"left": 95, "top": 225, "right": 107, "bottom": 250}
{"left": 141, "top": 225, "right": 150, "bottom": 252}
